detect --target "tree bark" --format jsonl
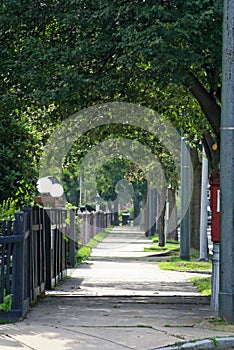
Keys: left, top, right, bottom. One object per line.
{"left": 158, "top": 187, "right": 167, "bottom": 246}
{"left": 133, "top": 197, "right": 140, "bottom": 226}
{"left": 190, "top": 148, "right": 202, "bottom": 250}
{"left": 113, "top": 200, "right": 119, "bottom": 226}
{"left": 144, "top": 184, "right": 150, "bottom": 236}
{"left": 140, "top": 196, "right": 146, "bottom": 231}
{"left": 184, "top": 71, "right": 221, "bottom": 138}
{"left": 167, "top": 188, "right": 178, "bottom": 241}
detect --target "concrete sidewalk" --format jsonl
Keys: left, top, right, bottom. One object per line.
{"left": 0, "top": 226, "right": 234, "bottom": 349}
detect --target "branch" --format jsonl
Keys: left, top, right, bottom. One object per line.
{"left": 184, "top": 70, "right": 221, "bottom": 138}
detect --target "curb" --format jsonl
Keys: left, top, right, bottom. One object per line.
{"left": 152, "top": 336, "right": 234, "bottom": 349}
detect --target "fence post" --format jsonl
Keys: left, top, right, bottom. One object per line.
{"left": 44, "top": 209, "right": 52, "bottom": 290}
{"left": 69, "top": 209, "right": 76, "bottom": 267}
{"left": 12, "top": 211, "right": 26, "bottom": 314}
{"left": 90, "top": 212, "right": 94, "bottom": 239}
{"left": 84, "top": 212, "right": 88, "bottom": 244}
{"left": 79, "top": 212, "right": 85, "bottom": 246}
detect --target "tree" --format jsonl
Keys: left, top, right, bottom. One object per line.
{"left": 0, "top": 114, "right": 37, "bottom": 208}
{"left": 0, "top": 1, "right": 222, "bottom": 245}
{"left": 0, "top": 1, "right": 223, "bottom": 142}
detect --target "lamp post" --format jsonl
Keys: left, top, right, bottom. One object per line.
{"left": 35, "top": 177, "right": 65, "bottom": 207}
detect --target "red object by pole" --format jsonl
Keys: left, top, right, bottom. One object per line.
{"left": 209, "top": 173, "right": 220, "bottom": 243}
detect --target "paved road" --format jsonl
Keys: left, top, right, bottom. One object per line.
{"left": 0, "top": 226, "right": 233, "bottom": 350}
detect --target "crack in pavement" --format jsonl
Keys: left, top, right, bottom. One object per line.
{"left": 50, "top": 324, "right": 136, "bottom": 350}
{"left": 54, "top": 323, "right": 187, "bottom": 345}
{"left": 0, "top": 333, "right": 36, "bottom": 349}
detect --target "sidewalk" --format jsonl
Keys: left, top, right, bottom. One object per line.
{"left": 0, "top": 226, "right": 234, "bottom": 349}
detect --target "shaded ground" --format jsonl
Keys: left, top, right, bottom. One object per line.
{"left": 0, "top": 226, "right": 233, "bottom": 350}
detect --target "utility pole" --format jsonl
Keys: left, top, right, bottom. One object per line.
{"left": 219, "top": 0, "right": 234, "bottom": 321}
{"left": 199, "top": 147, "right": 208, "bottom": 261}
{"left": 180, "top": 135, "right": 190, "bottom": 260}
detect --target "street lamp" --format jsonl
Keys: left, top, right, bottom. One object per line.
{"left": 35, "top": 176, "right": 65, "bottom": 207}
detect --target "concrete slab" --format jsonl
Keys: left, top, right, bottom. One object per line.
{"left": 0, "top": 227, "right": 233, "bottom": 350}
{"left": 0, "top": 296, "right": 233, "bottom": 350}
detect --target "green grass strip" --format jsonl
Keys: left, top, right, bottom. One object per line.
{"left": 189, "top": 276, "right": 211, "bottom": 296}
{"left": 144, "top": 242, "right": 179, "bottom": 253}
{"left": 158, "top": 260, "right": 211, "bottom": 271}
{"left": 76, "top": 229, "right": 109, "bottom": 265}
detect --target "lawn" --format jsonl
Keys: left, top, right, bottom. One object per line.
{"left": 145, "top": 235, "right": 212, "bottom": 296}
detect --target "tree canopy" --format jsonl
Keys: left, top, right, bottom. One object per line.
{"left": 0, "top": 0, "right": 223, "bottom": 207}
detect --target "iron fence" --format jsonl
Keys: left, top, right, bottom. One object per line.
{"left": 0, "top": 206, "right": 111, "bottom": 321}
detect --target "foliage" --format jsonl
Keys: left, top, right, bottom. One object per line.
{"left": 0, "top": 294, "right": 12, "bottom": 312}
{"left": 0, "top": 0, "right": 222, "bottom": 128}
{"left": 96, "top": 158, "right": 147, "bottom": 204}
{"left": 0, "top": 0, "right": 223, "bottom": 205}
{"left": 0, "top": 115, "right": 38, "bottom": 207}
{"left": 0, "top": 199, "right": 18, "bottom": 220}
{"left": 76, "top": 246, "right": 91, "bottom": 265}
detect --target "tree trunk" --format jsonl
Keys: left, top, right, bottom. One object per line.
{"left": 151, "top": 188, "right": 158, "bottom": 235}
{"left": 167, "top": 188, "right": 178, "bottom": 241}
{"left": 158, "top": 187, "right": 167, "bottom": 246}
{"left": 144, "top": 184, "right": 150, "bottom": 236}
{"left": 133, "top": 197, "right": 140, "bottom": 226}
{"left": 113, "top": 200, "right": 119, "bottom": 226}
{"left": 190, "top": 148, "right": 202, "bottom": 250}
{"left": 140, "top": 197, "right": 146, "bottom": 231}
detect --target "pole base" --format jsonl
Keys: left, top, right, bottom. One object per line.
{"left": 219, "top": 293, "right": 234, "bottom": 322}
{"left": 198, "top": 258, "right": 209, "bottom": 262}
{"left": 180, "top": 254, "right": 190, "bottom": 261}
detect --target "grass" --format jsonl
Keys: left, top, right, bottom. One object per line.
{"left": 189, "top": 276, "right": 211, "bottom": 296}
{"left": 144, "top": 242, "right": 180, "bottom": 253}
{"left": 87, "top": 231, "right": 108, "bottom": 248}
{"left": 146, "top": 234, "right": 212, "bottom": 272}
{"left": 157, "top": 247, "right": 212, "bottom": 272}
{"left": 159, "top": 259, "right": 211, "bottom": 271}
{"left": 150, "top": 237, "right": 212, "bottom": 296}
{"left": 76, "top": 246, "right": 92, "bottom": 265}
{"left": 76, "top": 229, "right": 109, "bottom": 265}
{"left": 144, "top": 234, "right": 180, "bottom": 254}
{"left": 208, "top": 317, "right": 234, "bottom": 325}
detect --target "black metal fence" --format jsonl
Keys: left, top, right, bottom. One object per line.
{"left": 0, "top": 206, "right": 75, "bottom": 321}
{"left": 0, "top": 206, "right": 111, "bottom": 322}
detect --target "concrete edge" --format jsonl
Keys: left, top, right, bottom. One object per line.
{"left": 43, "top": 295, "right": 210, "bottom": 305}
{"left": 152, "top": 336, "right": 234, "bottom": 350}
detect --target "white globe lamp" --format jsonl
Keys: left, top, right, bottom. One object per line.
{"left": 50, "top": 183, "right": 64, "bottom": 198}
{"left": 37, "top": 177, "right": 53, "bottom": 193}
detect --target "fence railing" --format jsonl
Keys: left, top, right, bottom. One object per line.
{"left": 0, "top": 206, "right": 111, "bottom": 321}
{"left": 78, "top": 211, "right": 112, "bottom": 246}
